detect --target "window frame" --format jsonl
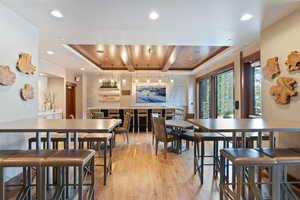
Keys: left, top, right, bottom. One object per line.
{"left": 196, "top": 63, "right": 234, "bottom": 119}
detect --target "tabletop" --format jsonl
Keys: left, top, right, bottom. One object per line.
{"left": 165, "top": 120, "right": 194, "bottom": 129}
{"left": 188, "top": 119, "right": 300, "bottom": 132}
{"left": 0, "top": 119, "right": 121, "bottom": 132}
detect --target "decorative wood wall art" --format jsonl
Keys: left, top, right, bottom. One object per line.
{"left": 286, "top": 51, "right": 300, "bottom": 72}
{"left": 0, "top": 65, "right": 16, "bottom": 86}
{"left": 263, "top": 57, "right": 280, "bottom": 79}
{"left": 20, "top": 84, "right": 34, "bottom": 101}
{"left": 270, "top": 77, "right": 297, "bottom": 104}
{"left": 16, "top": 53, "right": 37, "bottom": 74}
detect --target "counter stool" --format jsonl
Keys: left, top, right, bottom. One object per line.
{"left": 137, "top": 109, "right": 148, "bottom": 133}
{"left": 108, "top": 109, "right": 120, "bottom": 119}
{"left": 246, "top": 132, "right": 273, "bottom": 148}
{"left": 28, "top": 133, "right": 112, "bottom": 185}
{"left": 194, "top": 132, "right": 228, "bottom": 185}
{"left": 220, "top": 148, "right": 276, "bottom": 200}
{"left": 256, "top": 148, "right": 300, "bottom": 200}
{"left": 124, "top": 109, "right": 135, "bottom": 133}
{"left": 165, "top": 108, "right": 175, "bottom": 120}
{"left": 114, "top": 113, "right": 131, "bottom": 144}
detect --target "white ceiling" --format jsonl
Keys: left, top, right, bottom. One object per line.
{"left": 1, "top": 0, "right": 300, "bottom": 74}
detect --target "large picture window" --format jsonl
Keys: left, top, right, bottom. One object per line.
{"left": 197, "top": 63, "right": 234, "bottom": 119}
{"left": 199, "top": 78, "right": 210, "bottom": 118}
{"left": 216, "top": 70, "right": 234, "bottom": 118}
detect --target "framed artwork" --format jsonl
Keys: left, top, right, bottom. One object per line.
{"left": 136, "top": 85, "right": 166, "bottom": 103}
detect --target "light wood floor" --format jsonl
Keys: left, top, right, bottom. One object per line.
{"left": 95, "top": 133, "right": 220, "bottom": 200}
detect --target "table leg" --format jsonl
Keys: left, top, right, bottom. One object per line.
{"left": 241, "top": 132, "right": 246, "bottom": 147}
{"left": 65, "top": 131, "right": 70, "bottom": 198}
{"left": 257, "top": 131, "right": 263, "bottom": 189}
{"left": 257, "top": 131, "right": 262, "bottom": 148}
{"left": 104, "top": 139, "right": 107, "bottom": 185}
{"left": 272, "top": 165, "right": 283, "bottom": 200}
{"left": 269, "top": 131, "right": 275, "bottom": 149}
{"left": 46, "top": 132, "right": 52, "bottom": 186}
{"left": 74, "top": 131, "right": 78, "bottom": 186}
{"left": 35, "top": 132, "right": 41, "bottom": 150}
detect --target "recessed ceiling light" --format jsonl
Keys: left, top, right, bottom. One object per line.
{"left": 50, "top": 9, "right": 63, "bottom": 18}
{"left": 135, "top": 80, "right": 139, "bottom": 83}
{"left": 147, "top": 80, "right": 150, "bottom": 83}
{"left": 46, "top": 50, "right": 54, "bottom": 55}
{"left": 80, "top": 67, "right": 85, "bottom": 71}
{"left": 122, "top": 79, "right": 126, "bottom": 83}
{"left": 240, "top": 13, "right": 253, "bottom": 21}
{"left": 158, "top": 80, "right": 162, "bottom": 83}
{"left": 149, "top": 11, "right": 159, "bottom": 20}
{"left": 170, "top": 79, "right": 174, "bottom": 83}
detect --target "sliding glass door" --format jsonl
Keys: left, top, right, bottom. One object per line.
{"left": 216, "top": 70, "right": 234, "bottom": 118}
{"left": 199, "top": 78, "right": 210, "bottom": 118}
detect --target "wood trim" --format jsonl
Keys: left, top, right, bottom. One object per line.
{"left": 243, "top": 51, "right": 260, "bottom": 63}
{"left": 162, "top": 46, "right": 177, "bottom": 72}
{"left": 192, "top": 46, "right": 229, "bottom": 70}
{"left": 125, "top": 46, "right": 135, "bottom": 72}
{"left": 196, "top": 62, "right": 234, "bottom": 82}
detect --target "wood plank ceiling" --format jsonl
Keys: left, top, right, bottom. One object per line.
{"left": 69, "top": 44, "right": 228, "bottom": 71}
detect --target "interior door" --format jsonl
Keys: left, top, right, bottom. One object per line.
{"left": 66, "top": 84, "right": 76, "bottom": 119}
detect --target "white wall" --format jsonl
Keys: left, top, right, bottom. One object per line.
{"left": 0, "top": 2, "right": 38, "bottom": 180}
{"left": 48, "top": 78, "right": 65, "bottom": 114}
{"left": 261, "top": 9, "right": 300, "bottom": 177}
{"left": 86, "top": 74, "right": 191, "bottom": 109}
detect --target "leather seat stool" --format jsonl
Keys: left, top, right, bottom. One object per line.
{"left": 28, "top": 133, "right": 112, "bottom": 185}
{"left": 194, "top": 132, "right": 229, "bottom": 185}
{"left": 220, "top": 148, "right": 276, "bottom": 200}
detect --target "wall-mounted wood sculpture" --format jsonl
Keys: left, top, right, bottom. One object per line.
{"left": 0, "top": 65, "right": 16, "bottom": 86}
{"left": 286, "top": 51, "right": 300, "bottom": 72}
{"left": 20, "top": 84, "right": 34, "bottom": 101}
{"left": 270, "top": 77, "right": 297, "bottom": 104}
{"left": 263, "top": 57, "right": 280, "bottom": 78}
{"left": 16, "top": 53, "right": 37, "bottom": 74}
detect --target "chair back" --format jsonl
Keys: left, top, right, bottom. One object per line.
{"left": 153, "top": 117, "right": 167, "bottom": 141}
{"left": 123, "top": 113, "right": 131, "bottom": 130}
{"left": 185, "top": 113, "right": 195, "bottom": 120}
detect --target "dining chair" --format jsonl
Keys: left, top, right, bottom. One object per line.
{"left": 124, "top": 109, "right": 135, "bottom": 133}
{"left": 114, "top": 113, "right": 131, "bottom": 144}
{"left": 153, "top": 117, "right": 177, "bottom": 159}
{"left": 165, "top": 108, "right": 175, "bottom": 120}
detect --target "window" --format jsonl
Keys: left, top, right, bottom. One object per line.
{"left": 197, "top": 63, "right": 234, "bottom": 119}
{"left": 252, "top": 61, "right": 262, "bottom": 116}
{"left": 199, "top": 78, "right": 210, "bottom": 118}
{"left": 216, "top": 70, "right": 234, "bottom": 118}
{"left": 241, "top": 52, "right": 262, "bottom": 118}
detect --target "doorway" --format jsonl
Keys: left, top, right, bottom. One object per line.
{"left": 66, "top": 82, "right": 76, "bottom": 119}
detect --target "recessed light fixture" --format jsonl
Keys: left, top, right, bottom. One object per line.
{"left": 170, "top": 79, "right": 174, "bottom": 83}
{"left": 50, "top": 9, "right": 63, "bottom": 18}
{"left": 158, "top": 80, "right": 162, "bottom": 83}
{"left": 240, "top": 13, "right": 253, "bottom": 21}
{"left": 149, "top": 11, "right": 159, "bottom": 21}
{"left": 122, "top": 79, "right": 126, "bottom": 83}
{"left": 80, "top": 67, "right": 85, "bottom": 71}
{"left": 147, "top": 80, "right": 150, "bottom": 83}
{"left": 46, "top": 50, "right": 54, "bottom": 55}
{"left": 98, "top": 79, "right": 103, "bottom": 83}
{"left": 135, "top": 80, "right": 139, "bottom": 83}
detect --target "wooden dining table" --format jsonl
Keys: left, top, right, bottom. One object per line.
{"left": 0, "top": 118, "right": 121, "bottom": 199}
{"left": 165, "top": 120, "right": 194, "bottom": 153}
{"left": 188, "top": 118, "right": 300, "bottom": 200}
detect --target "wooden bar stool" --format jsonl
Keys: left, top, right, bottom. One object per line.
{"left": 124, "top": 109, "right": 135, "bottom": 133}
{"left": 108, "top": 109, "right": 120, "bottom": 119}
{"left": 114, "top": 113, "right": 131, "bottom": 144}
{"left": 137, "top": 109, "right": 148, "bottom": 133}
{"left": 165, "top": 108, "right": 175, "bottom": 120}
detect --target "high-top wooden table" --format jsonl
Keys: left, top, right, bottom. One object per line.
{"left": 188, "top": 118, "right": 300, "bottom": 200}
{"left": 0, "top": 119, "right": 121, "bottom": 200}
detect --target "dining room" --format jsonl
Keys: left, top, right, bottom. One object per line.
{"left": 1, "top": 0, "right": 300, "bottom": 200}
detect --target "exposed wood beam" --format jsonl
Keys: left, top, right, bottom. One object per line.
{"left": 123, "top": 45, "right": 135, "bottom": 72}
{"left": 162, "top": 46, "right": 181, "bottom": 72}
